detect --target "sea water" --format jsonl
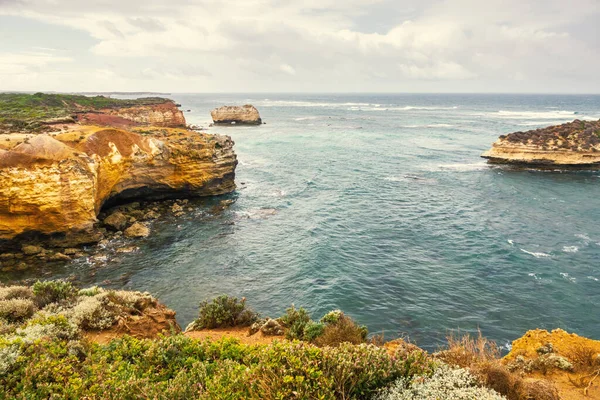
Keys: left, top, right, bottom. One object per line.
{"left": 6, "top": 94, "right": 600, "bottom": 349}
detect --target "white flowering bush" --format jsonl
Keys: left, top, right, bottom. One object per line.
{"left": 0, "top": 298, "right": 35, "bottom": 322}
{"left": 0, "top": 343, "right": 20, "bottom": 375}
{"left": 62, "top": 293, "right": 118, "bottom": 330}
{"left": 0, "top": 286, "right": 33, "bottom": 301}
{"left": 10, "top": 315, "right": 79, "bottom": 344}
{"left": 375, "top": 364, "right": 506, "bottom": 400}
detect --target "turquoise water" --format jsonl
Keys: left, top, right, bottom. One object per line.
{"left": 10, "top": 94, "right": 600, "bottom": 349}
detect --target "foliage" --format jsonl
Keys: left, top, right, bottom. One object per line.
{"left": 280, "top": 305, "right": 312, "bottom": 340}
{"left": 32, "top": 280, "right": 78, "bottom": 307}
{"left": 314, "top": 312, "right": 368, "bottom": 347}
{"left": 375, "top": 364, "right": 506, "bottom": 400}
{"left": 303, "top": 321, "right": 325, "bottom": 342}
{"left": 0, "top": 92, "right": 171, "bottom": 132}
{"left": 0, "top": 286, "right": 33, "bottom": 301}
{"left": 187, "top": 295, "right": 259, "bottom": 331}
{"left": 0, "top": 332, "right": 436, "bottom": 399}
{"left": 437, "top": 332, "right": 559, "bottom": 400}
{"left": 0, "top": 299, "right": 35, "bottom": 322}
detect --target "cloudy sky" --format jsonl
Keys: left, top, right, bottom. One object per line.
{"left": 0, "top": 0, "right": 599, "bottom": 93}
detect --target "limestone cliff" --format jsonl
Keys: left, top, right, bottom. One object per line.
{"left": 211, "top": 105, "right": 262, "bottom": 125}
{"left": 98, "top": 102, "right": 186, "bottom": 127}
{"left": 0, "top": 126, "right": 236, "bottom": 245}
{"left": 482, "top": 119, "right": 600, "bottom": 167}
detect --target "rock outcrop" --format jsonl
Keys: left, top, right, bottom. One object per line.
{"left": 0, "top": 107, "right": 237, "bottom": 248}
{"left": 211, "top": 105, "right": 262, "bottom": 125}
{"left": 482, "top": 119, "right": 600, "bottom": 167}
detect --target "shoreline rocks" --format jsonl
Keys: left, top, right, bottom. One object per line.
{"left": 482, "top": 119, "right": 600, "bottom": 167}
{"left": 211, "top": 105, "right": 262, "bottom": 125}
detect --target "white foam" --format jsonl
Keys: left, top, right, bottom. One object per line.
{"left": 560, "top": 272, "right": 576, "bottom": 282}
{"left": 402, "top": 123, "right": 455, "bottom": 128}
{"left": 562, "top": 246, "right": 579, "bottom": 253}
{"left": 492, "top": 110, "right": 578, "bottom": 119}
{"left": 575, "top": 234, "right": 591, "bottom": 241}
{"left": 528, "top": 273, "right": 541, "bottom": 280}
{"left": 587, "top": 276, "right": 599, "bottom": 282}
{"left": 294, "top": 116, "right": 319, "bottom": 121}
{"left": 258, "top": 100, "right": 459, "bottom": 112}
{"left": 508, "top": 239, "right": 514, "bottom": 245}
{"left": 521, "top": 249, "right": 551, "bottom": 258}
{"left": 434, "top": 162, "right": 489, "bottom": 172}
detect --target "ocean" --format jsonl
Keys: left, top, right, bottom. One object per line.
{"left": 7, "top": 93, "right": 600, "bottom": 349}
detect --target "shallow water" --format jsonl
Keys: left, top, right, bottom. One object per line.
{"left": 4, "top": 94, "right": 600, "bottom": 349}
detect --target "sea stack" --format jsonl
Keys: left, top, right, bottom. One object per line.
{"left": 482, "top": 119, "right": 600, "bottom": 167}
{"left": 211, "top": 105, "right": 262, "bottom": 125}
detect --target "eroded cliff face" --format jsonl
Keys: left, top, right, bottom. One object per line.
{"left": 100, "top": 102, "right": 186, "bottom": 127}
{"left": 211, "top": 105, "right": 262, "bottom": 125}
{"left": 482, "top": 119, "right": 600, "bottom": 167}
{"left": 0, "top": 126, "right": 236, "bottom": 243}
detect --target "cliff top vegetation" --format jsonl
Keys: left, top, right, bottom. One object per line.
{"left": 0, "top": 92, "right": 173, "bottom": 133}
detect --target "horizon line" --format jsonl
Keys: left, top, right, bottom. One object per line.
{"left": 2, "top": 90, "right": 600, "bottom": 96}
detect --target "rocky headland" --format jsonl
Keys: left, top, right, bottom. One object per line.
{"left": 0, "top": 93, "right": 237, "bottom": 254}
{"left": 211, "top": 104, "right": 262, "bottom": 125}
{"left": 482, "top": 119, "right": 600, "bottom": 167}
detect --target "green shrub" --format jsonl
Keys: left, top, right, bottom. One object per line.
{"left": 314, "top": 312, "right": 368, "bottom": 347}
{"left": 304, "top": 321, "right": 325, "bottom": 342}
{"left": 78, "top": 286, "right": 101, "bottom": 297}
{"left": 320, "top": 309, "right": 343, "bottom": 324}
{"left": 187, "top": 295, "right": 258, "bottom": 331}
{"left": 280, "top": 305, "right": 312, "bottom": 340}
{"left": 33, "top": 280, "right": 77, "bottom": 306}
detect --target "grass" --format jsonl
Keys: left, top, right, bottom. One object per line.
{"left": 0, "top": 92, "right": 172, "bottom": 133}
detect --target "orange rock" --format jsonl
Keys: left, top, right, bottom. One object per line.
{"left": 0, "top": 126, "right": 237, "bottom": 244}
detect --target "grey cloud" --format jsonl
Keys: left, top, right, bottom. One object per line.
{"left": 127, "top": 17, "right": 166, "bottom": 32}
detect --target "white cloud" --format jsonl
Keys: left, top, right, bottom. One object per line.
{"left": 0, "top": 51, "right": 72, "bottom": 75}
{"left": 0, "top": 0, "right": 598, "bottom": 92}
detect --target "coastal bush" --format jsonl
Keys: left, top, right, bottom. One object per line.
{"left": 0, "top": 285, "right": 33, "bottom": 301}
{"left": 66, "top": 292, "right": 119, "bottom": 330}
{"left": 303, "top": 321, "right": 325, "bottom": 342}
{"left": 374, "top": 364, "right": 506, "bottom": 400}
{"left": 32, "top": 280, "right": 77, "bottom": 306}
{"left": 437, "top": 332, "right": 560, "bottom": 400}
{"left": 280, "top": 305, "right": 312, "bottom": 340}
{"left": 187, "top": 295, "right": 259, "bottom": 330}
{"left": 0, "top": 330, "right": 434, "bottom": 399}
{"left": 314, "top": 311, "right": 368, "bottom": 347}
{"left": 0, "top": 298, "right": 35, "bottom": 322}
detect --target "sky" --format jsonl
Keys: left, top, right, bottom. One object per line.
{"left": 0, "top": 0, "right": 599, "bottom": 93}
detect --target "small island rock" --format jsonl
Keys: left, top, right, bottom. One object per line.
{"left": 211, "top": 105, "right": 262, "bottom": 125}
{"left": 482, "top": 119, "right": 600, "bottom": 167}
